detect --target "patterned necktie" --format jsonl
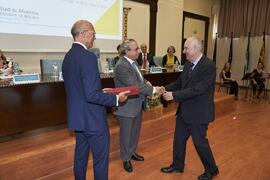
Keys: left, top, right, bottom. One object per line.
{"left": 142, "top": 53, "right": 147, "bottom": 69}
{"left": 132, "top": 62, "right": 144, "bottom": 83}
{"left": 189, "top": 63, "right": 194, "bottom": 72}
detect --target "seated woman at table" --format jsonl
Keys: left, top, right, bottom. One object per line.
{"left": 162, "top": 46, "right": 180, "bottom": 67}
{"left": 0, "top": 49, "right": 13, "bottom": 76}
{"left": 221, "top": 62, "right": 239, "bottom": 99}
{"left": 250, "top": 62, "right": 266, "bottom": 99}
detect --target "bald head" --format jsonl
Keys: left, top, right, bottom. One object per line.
{"left": 183, "top": 37, "right": 203, "bottom": 62}
{"left": 70, "top": 20, "right": 96, "bottom": 49}
{"left": 140, "top": 43, "right": 148, "bottom": 53}
{"left": 185, "top": 37, "right": 202, "bottom": 52}
{"left": 71, "top": 20, "right": 93, "bottom": 39}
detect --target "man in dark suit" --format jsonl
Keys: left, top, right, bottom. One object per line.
{"left": 137, "top": 43, "right": 156, "bottom": 70}
{"left": 114, "top": 39, "right": 160, "bottom": 173}
{"left": 159, "top": 37, "right": 219, "bottom": 180}
{"left": 62, "top": 20, "right": 129, "bottom": 180}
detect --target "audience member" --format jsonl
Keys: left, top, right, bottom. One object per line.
{"left": 221, "top": 62, "right": 239, "bottom": 99}
{"left": 162, "top": 46, "right": 180, "bottom": 67}
{"left": 137, "top": 43, "right": 156, "bottom": 70}
{"left": 250, "top": 62, "right": 266, "bottom": 99}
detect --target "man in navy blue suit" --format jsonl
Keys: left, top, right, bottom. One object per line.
{"left": 62, "top": 20, "right": 129, "bottom": 180}
{"left": 160, "top": 37, "right": 219, "bottom": 180}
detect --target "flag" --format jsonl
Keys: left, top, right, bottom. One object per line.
{"left": 228, "top": 32, "right": 233, "bottom": 64}
{"left": 243, "top": 32, "right": 250, "bottom": 75}
{"left": 212, "top": 33, "right": 218, "bottom": 64}
{"left": 258, "top": 32, "right": 265, "bottom": 67}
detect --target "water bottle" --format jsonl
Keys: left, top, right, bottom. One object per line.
{"left": 104, "top": 63, "right": 109, "bottom": 74}
{"left": 13, "top": 62, "right": 19, "bottom": 75}
{"left": 52, "top": 62, "right": 58, "bottom": 78}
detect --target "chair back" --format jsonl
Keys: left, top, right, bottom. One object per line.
{"left": 106, "top": 57, "right": 116, "bottom": 70}
{"left": 153, "top": 56, "right": 163, "bottom": 67}
{"left": 217, "top": 71, "right": 230, "bottom": 93}
{"left": 219, "top": 71, "right": 223, "bottom": 83}
{"left": 40, "top": 59, "right": 63, "bottom": 74}
{"left": 88, "top": 48, "right": 102, "bottom": 72}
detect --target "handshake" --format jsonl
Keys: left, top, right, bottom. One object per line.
{"left": 155, "top": 86, "right": 174, "bottom": 101}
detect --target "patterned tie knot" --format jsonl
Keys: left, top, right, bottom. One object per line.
{"left": 189, "top": 63, "right": 194, "bottom": 74}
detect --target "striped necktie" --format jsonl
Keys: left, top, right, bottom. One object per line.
{"left": 132, "top": 62, "right": 144, "bottom": 83}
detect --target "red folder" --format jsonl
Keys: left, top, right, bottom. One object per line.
{"left": 105, "top": 85, "right": 139, "bottom": 96}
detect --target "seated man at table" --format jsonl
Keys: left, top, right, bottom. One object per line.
{"left": 137, "top": 43, "right": 156, "bottom": 71}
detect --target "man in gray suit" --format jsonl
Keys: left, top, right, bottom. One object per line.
{"left": 113, "top": 39, "right": 159, "bottom": 173}
{"left": 160, "top": 37, "right": 219, "bottom": 180}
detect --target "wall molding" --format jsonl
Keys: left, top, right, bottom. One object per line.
{"left": 158, "top": 0, "right": 182, "bottom": 8}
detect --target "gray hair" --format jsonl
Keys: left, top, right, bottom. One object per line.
{"left": 186, "top": 37, "right": 203, "bottom": 52}
{"left": 71, "top": 20, "right": 92, "bottom": 40}
{"left": 119, "top": 39, "right": 136, "bottom": 56}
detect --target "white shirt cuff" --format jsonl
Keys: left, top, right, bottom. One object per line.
{"left": 116, "top": 95, "right": 119, "bottom": 106}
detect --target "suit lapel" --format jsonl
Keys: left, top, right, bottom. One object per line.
{"left": 122, "top": 57, "right": 143, "bottom": 84}
{"left": 183, "top": 55, "right": 205, "bottom": 88}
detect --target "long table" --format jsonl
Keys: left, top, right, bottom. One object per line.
{"left": 0, "top": 71, "right": 180, "bottom": 138}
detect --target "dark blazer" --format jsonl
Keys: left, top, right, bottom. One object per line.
{"left": 62, "top": 43, "right": 116, "bottom": 132}
{"left": 165, "top": 55, "right": 216, "bottom": 124}
{"left": 137, "top": 53, "right": 156, "bottom": 67}
{"left": 162, "top": 54, "right": 179, "bottom": 67}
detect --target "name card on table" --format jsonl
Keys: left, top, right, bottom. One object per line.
{"left": 13, "top": 73, "right": 40, "bottom": 84}
{"left": 150, "top": 67, "right": 162, "bottom": 73}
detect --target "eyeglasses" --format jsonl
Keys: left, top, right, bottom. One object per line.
{"left": 81, "top": 30, "right": 96, "bottom": 36}
{"left": 128, "top": 47, "right": 139, "bottom": 52}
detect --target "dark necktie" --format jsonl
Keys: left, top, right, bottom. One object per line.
{"left": 189, "top": 63, "right": 194, "bottom": 73}
{"left": 187, "top": 63, "right": 194, "bottom": 78}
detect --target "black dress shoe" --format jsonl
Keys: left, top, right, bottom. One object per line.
{"left": 131, "top": 153, "right": 144, "bottom": 161}
{"left": 198, "top": 169, "right": 219, "bottom": 180}
{"left": 160, "top": 165, "right": 183, "bottom": 173}
{"left": 123, "top": 161, "right": 133, "bottom": 172}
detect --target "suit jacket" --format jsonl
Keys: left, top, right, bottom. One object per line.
{"left": 165, "top": 55, "right": 216, "bottom": 124}
{"left": 114, "top": 56, "right": 153, "bottom": 118}
{"left": 137, "top": 53, "right": 156, "bottom": 67}
{"left": 62, "top": 43, "right": 116, "bottom": 132}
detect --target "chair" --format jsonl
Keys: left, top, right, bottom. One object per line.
{"left": 40, "top": 59, "right": 63, "bottom": 74}
{"left": 217, "top": 72, "right": 230, "bottom": 93}
{"left": 106, "top": 57, "right": 116, "bottom": 70}
{"left": 88, "top": 48, "right": 102, "bottom": 72}
{"left": 153, "top": 56, "right": 163, "bottom": 67}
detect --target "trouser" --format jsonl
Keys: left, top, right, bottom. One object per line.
{"left": 172, "top": 116, "right": 218, "bottom": 173}
{"left": 229, "top": 80, "right": 238, "bottom": 97}
{"left": 117, "top": 111, "right": 143, "bottom": 161}
{"left": 74, "top": 130, "right": 109, "bottom": 180}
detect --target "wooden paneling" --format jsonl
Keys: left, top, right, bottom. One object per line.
{"left": 0, "top": 72, "right": 180, "bottom": 138}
